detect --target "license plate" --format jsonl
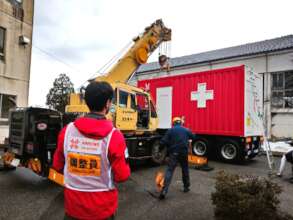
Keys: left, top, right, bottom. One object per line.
{"left": 10, "top": 158, "right": 20, "bottom": 167}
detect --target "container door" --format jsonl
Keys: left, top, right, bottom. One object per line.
{"left": 156, "top": 87, "right": 172, "bottom": 128}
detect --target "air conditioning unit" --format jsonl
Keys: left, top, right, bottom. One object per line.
{"left": 19, "top": 35, "right": 30, "bottom": 45}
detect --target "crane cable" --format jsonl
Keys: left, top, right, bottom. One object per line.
{"left": 78, "top": 40, "right": 134, "bottom": 89}
{"left": 98, "top": 40, "right": 134, "bottom": 75}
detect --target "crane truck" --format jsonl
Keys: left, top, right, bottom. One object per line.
{"left": 2, "top": 19, "right": 171, "bottom": 177}
{"left": 66, "top": 19, "right": 171, "bottom": 164}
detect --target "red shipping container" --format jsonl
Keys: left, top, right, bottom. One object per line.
{"left": 138, "top": 65, "right": 263, "bottom": 138}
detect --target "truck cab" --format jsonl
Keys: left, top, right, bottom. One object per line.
{"left": 7, "top": 107, "right": 62, "bottom": 176}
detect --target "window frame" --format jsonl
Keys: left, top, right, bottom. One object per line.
{"left": 130, "top": 93, "right": 136, "bottom": 110}
{"left": 118, "top": 90, "right": 129, "bottom": 108}
{"left": 271, "top": 71, "right": 293, "bottom": 109}
{"left": 0, "top": 27, "right": 6, "bottom": 61}
{"left": 0, "top": 95, "right": 2, "bottom": 119}
{"left": 150, "top": 100, "right": 157, "bottom": 117}
{"left": 0, "top": 93, "right": 17, "bottom": 119}
{"left": 136, "top": 93, "right": 149, "bottom": 110}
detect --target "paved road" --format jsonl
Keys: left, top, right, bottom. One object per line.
{"left": 0, "top": 155, "right": 292, "bottom": 220}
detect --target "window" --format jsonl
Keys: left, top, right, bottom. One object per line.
{"left": 13, "top": 6, "right": 24, "bottom": 21}
{"left": 0, "top": 94, "right": 16, "bottom": 118}
{"left": 5, "top": 0, "right": 24, "bottom": 20}
{"left": 119, "top": 90, "right": 128, "bottom": 108}
{"left": 137, "top": 94, "right": 149, "bottom": 110}
{"left": 0, "top": 27, "right": 5, "bottom": 61}
{"left": 271, "top": 71, "right": 293, "bottom": 108}
{"left": 130, "top": 94, "right": 136, "bottom": 110}
{"left": 6, "top": 0, "right": 22, "bottom": 6}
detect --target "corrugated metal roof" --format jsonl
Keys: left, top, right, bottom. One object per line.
{"left": 136, "top": 35, "right": 293, "bottom": 73}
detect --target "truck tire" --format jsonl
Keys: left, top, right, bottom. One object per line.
{"left": 151, "top": 140, "right": 167, "bottom": 164}
{"left": 0, "top": 165, "right": 16, "bottom": 171}
{"left": 219, "top": 140, "right": 244, "bottom": 163}
{"left": 192, "top": 139, "right": 209, "bottom": 156}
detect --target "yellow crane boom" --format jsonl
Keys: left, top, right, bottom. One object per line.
{"left": 95, "top": 19, "right": 171, "bottom": 83}
{"left": 66, "top": 19, "right": 171, "bottom": 114}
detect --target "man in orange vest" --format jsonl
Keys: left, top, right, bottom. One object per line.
{"left": 53, "top": 81, "right": 130, "bottom": 219}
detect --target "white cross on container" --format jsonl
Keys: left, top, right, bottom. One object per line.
{"left": 191, "top": 83, "right": 214, "bottom": 108}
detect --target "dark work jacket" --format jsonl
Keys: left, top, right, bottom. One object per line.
{"left": 160, "top": 124, "right": 196, "bottom": 155}
{"left": 285, "top": 150, "right": 293, "bottom": 163}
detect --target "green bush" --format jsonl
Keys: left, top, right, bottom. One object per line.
{"left": 211, "top": 171, "right": 293, "bottom": 220}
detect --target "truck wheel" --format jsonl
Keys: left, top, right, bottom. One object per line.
{"left": 0, "top": 165, "right": 16, "bottom": 171}
{"left": 219, "top": 140, "right": 244, "bottom": 163}
{"left": 192, "top": 139, "right": 208, "bottom": 156}
{"left": 151, "top": 140, "right": 167, "bottom": 164}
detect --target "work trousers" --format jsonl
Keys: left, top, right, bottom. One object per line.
{"left": 278, "top": 154, "right": 293, "bottom": 176}
{"left": 162, "top": 152, "right": 190, "bottom": 194}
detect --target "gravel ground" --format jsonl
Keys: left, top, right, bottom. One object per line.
{"left": 0, "top": 155, "right": 292, "bottom": 220}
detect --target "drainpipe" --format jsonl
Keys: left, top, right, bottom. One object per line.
{"left": 264, "top": 53, "right": 271, "bottom": 139}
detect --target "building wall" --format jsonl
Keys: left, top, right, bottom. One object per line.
{"left": 132, "top": 49, "right": 293, "bottom": 138}
{"left": 0, "top": 0, "right": 34, "bottom": 143}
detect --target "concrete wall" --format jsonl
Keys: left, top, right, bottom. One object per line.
{"left": 132, "top": 49, "right": 293, "bottom": 138}
{"left": 0, "top": 0, "right": 34, "bottom": 143}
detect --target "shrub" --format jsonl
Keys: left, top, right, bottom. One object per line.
{"left": 211, "top": 171, "right": 293, "bottom": 220}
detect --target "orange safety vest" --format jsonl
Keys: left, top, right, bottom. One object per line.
{"left": 64, "top": 123, "right": 115, "bottom": 192}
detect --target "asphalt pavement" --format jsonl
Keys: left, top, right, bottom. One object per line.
{"left": 0, "top": 155, "right": 292, "bottom": 220}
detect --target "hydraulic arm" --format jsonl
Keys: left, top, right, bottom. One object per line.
{"left": 66, "top": 19, "right": 171, "bottom": 113}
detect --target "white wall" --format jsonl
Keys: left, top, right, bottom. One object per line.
{"left": 0, "top": 126, "right": 8, "bottom": 145}
{"left": 268, "top": 52, "right": 293, "bottom": 72}
{"left": 0, "top": 0, "right": 34, "bottom": 143}
{"left": 271, "top": 113, "right": 293, "bottom": 138}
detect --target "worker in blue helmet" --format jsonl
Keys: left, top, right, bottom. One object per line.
{"left": 159, "top": 117, "right": 196, "bottom": 200}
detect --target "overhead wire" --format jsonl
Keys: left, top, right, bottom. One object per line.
{"left": 32, "top": 45, "right": 83, "bottom": 74}
{"left": 90, "top": 40, "right": 133, "bottom": 78}
{"left": 33, "top": 39, "right": 135, "bottom": 90}
{"left": 79, "top": 40, "right": 134, "bottom": 88}
{"left": 4, "top": 3, "right": 166, "bottom": 91}
{"left": 3, "top": 2, "right": 84, "bottom": 75}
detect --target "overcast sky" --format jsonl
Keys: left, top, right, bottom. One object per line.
{"left": 29, "top": 0, "right": 293, "bottom": 106}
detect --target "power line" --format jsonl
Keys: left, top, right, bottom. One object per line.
{"left": 79, "top": 40, "right": 134, "bottom": 87}
{"left": 1, "top": 3, "right": 84, "bottom": 74}
{"left": 32, "top": 45, "right": 83, "bottom": 73}
{"left": 0, "top": 4, "right": 80, "bottom": 72}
